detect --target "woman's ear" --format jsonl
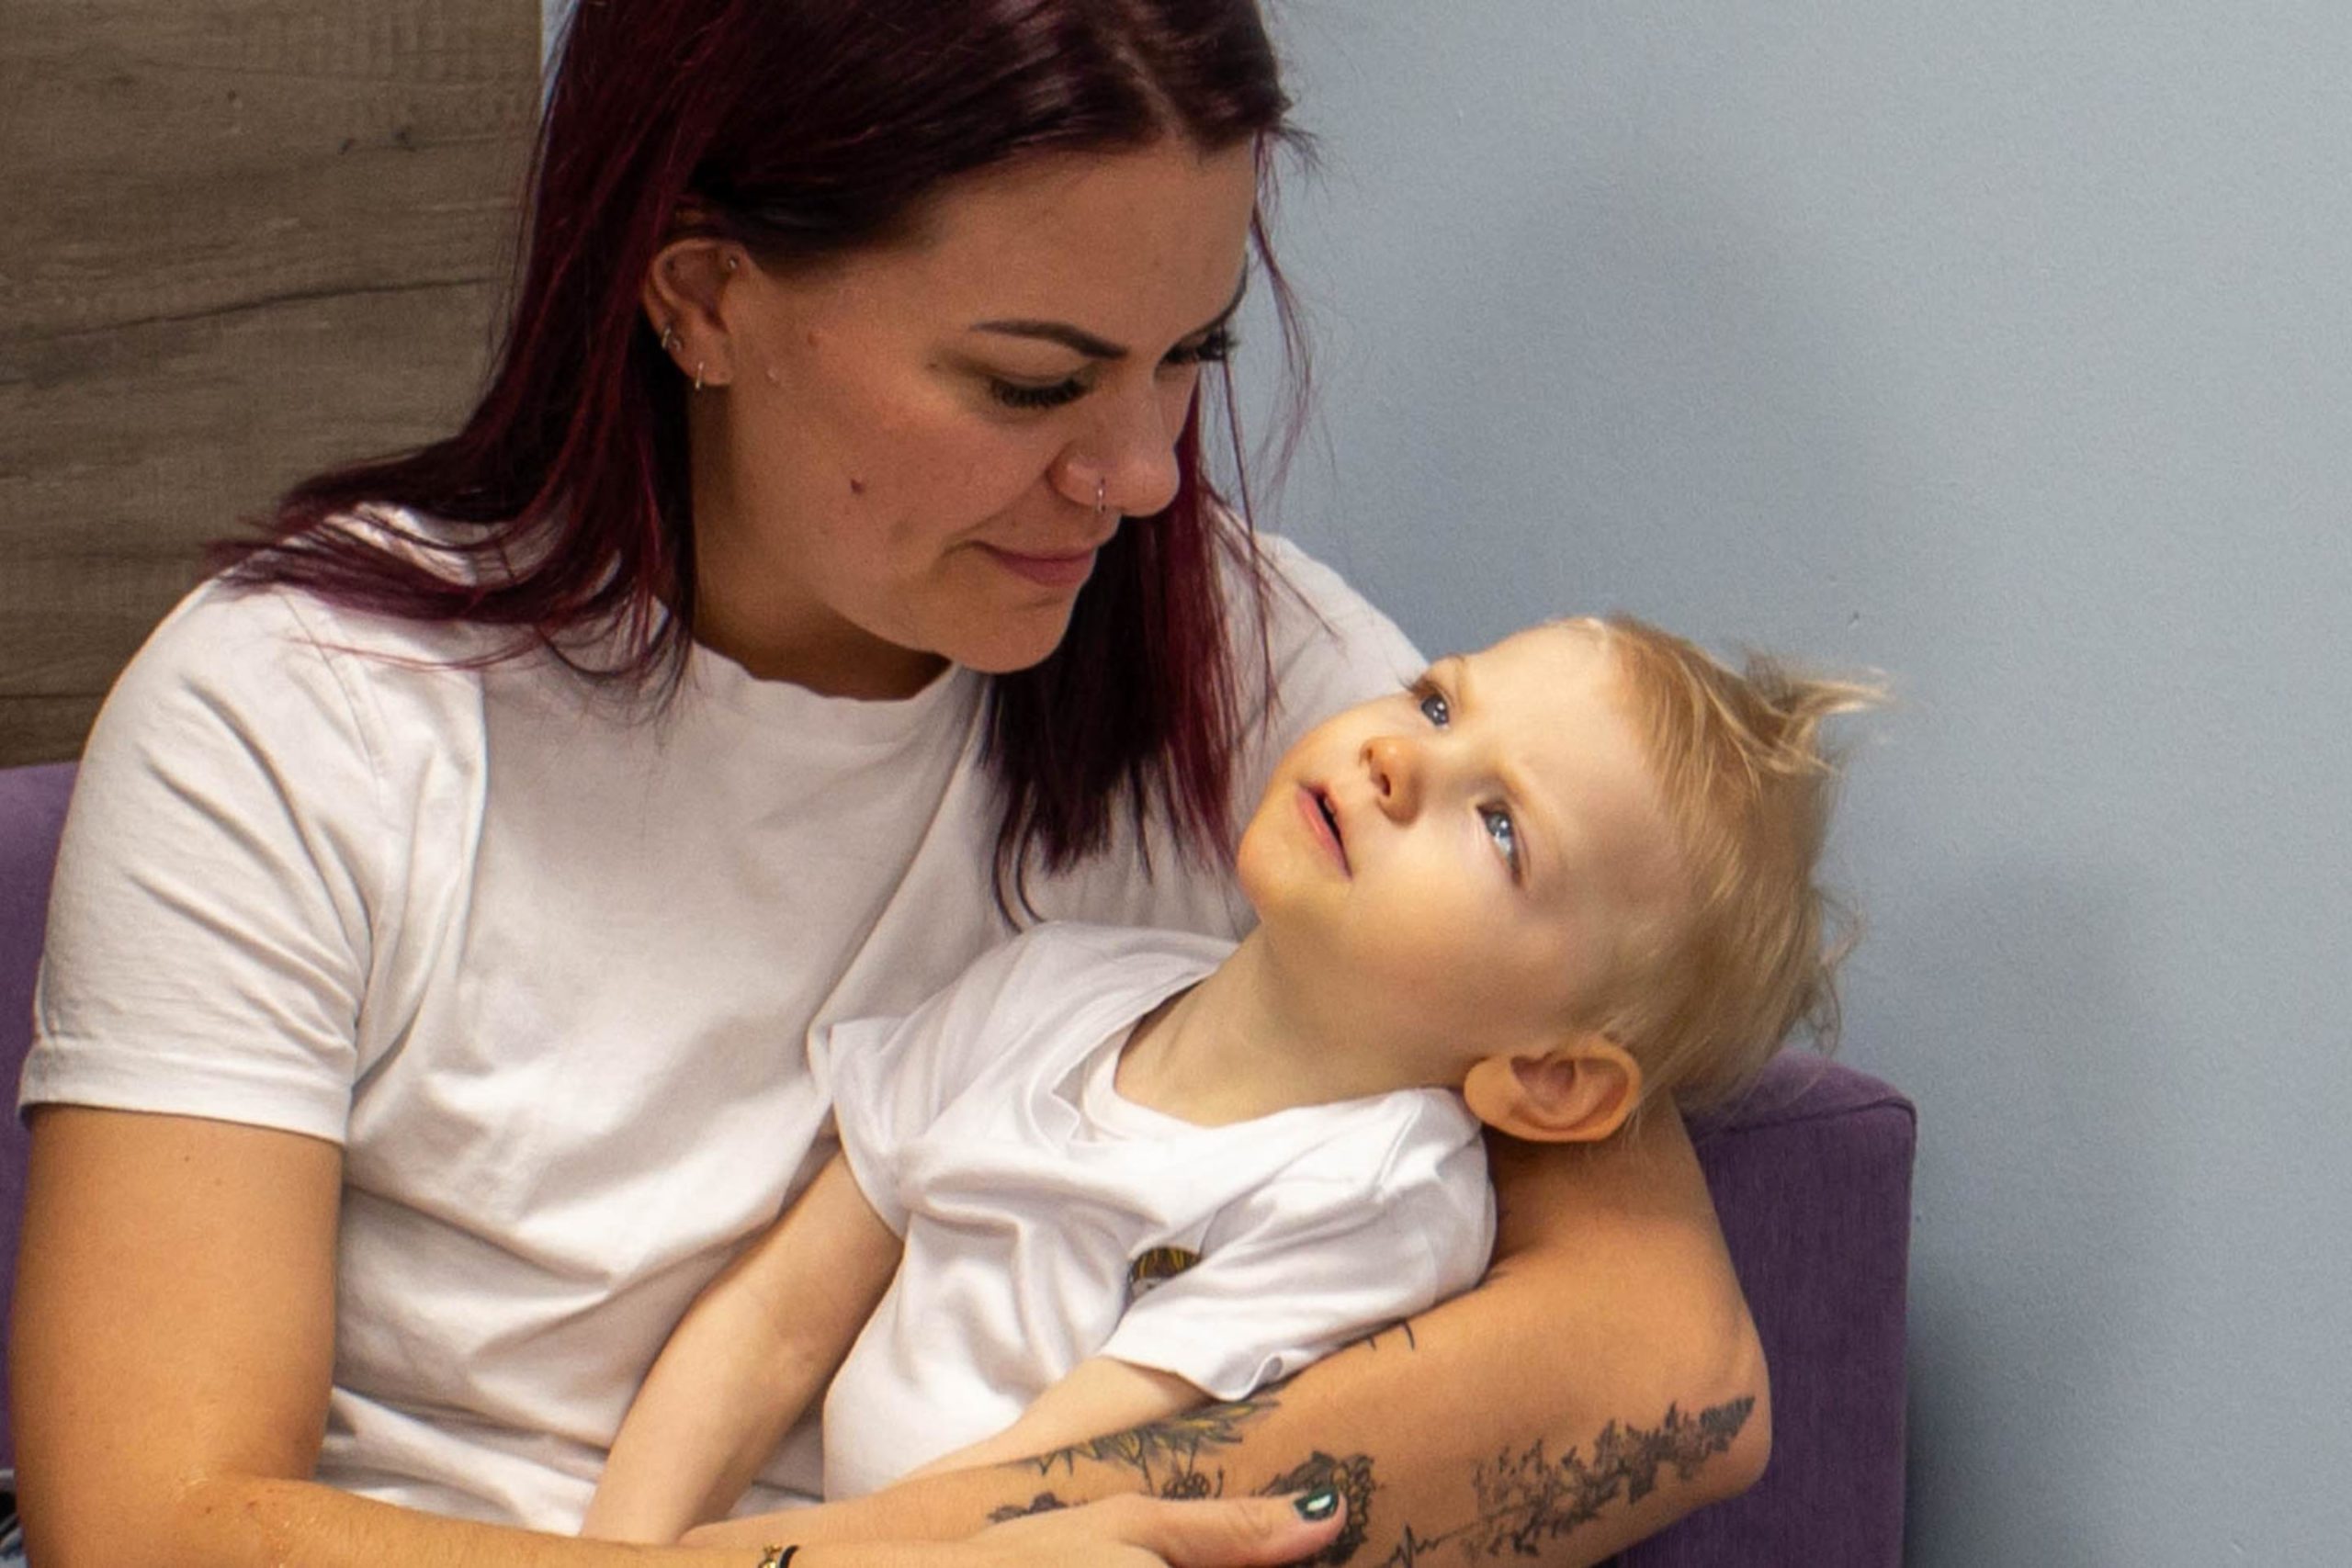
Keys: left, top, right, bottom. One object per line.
{"left": 640, "top": 236, "right": 747, "bottom": 389}
{"left": 1461, "top": 1038, "right": 1642, "bottom": 1144}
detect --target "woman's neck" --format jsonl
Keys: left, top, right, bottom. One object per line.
{"left": 686, "top": 426, "right": 946, "bottom": 699}
{"left": 692, "top": 581, "right": 947, "bottom": 700}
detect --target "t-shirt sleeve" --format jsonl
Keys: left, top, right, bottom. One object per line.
{"left": 815, "top": 934, "right": 1045, "bottom": 1235}
{"left": 23, "top": 585, "right": 390, "bottom": 1143}
{"left": 1248, "top": 534, "right": 1427, "bottom": 759}
{"left": 1097, "top": 1103, "right": 1495, "bottom": 1400}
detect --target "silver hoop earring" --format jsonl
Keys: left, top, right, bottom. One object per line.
{"left": 659, "top": 323, "right": 679, "bottom": 354}
{"left": 693, "top": 362, "right": 706, "bottom": 392}
{"left": 1094, "top": 477, "right": 1108, "bottom": 522}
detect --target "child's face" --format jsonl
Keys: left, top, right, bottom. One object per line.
{"left": 1237, "top": 623, "right": 1682, "bottom": 1069}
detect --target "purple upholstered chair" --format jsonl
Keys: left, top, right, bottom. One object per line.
{"left": 4, "top": 761, "right": 76, "bottom": 1477}
{"left": 0, "top": 760, "right": 1913, "bottom": 1558}
{"left": 1612, "top": 1054, "right": 1916, "bottom": 1564}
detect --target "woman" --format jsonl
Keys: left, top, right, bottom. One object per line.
{"left": 11, "top": 4, "right": 1767, "bottom": 1566}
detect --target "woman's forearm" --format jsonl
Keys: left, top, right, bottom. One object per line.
{"left": 158, "top": 1476, "right": 797, "bottom": 1568}
{"left": 696, "top": 1110, "right": 1768, "bottom": 1567}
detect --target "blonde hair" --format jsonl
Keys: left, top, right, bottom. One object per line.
{"left": 1575, "top": 615, "right": 1883, "bottom": 1113}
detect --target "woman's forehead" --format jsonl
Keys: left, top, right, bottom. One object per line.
{"left": 835, "top": 141, "right": 1260, "bottom": 327}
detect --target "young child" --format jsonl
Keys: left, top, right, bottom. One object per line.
{"left": 582, "top": 615, "right": 1875, "bottom": 1541}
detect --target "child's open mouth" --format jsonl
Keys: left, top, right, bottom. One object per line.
{"left": 1299, "top": 784, "right": 1351, "bottom": 874}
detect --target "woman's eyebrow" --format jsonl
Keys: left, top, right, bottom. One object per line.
{"left": 969, "top": 272, "right": 1250, "bottom": 362}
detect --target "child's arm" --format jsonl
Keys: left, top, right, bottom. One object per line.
{"left": 903, "top": 1357, "right": 1208, "bottom": 1481}
{"left": 685, "top": 1116, "right": 1766, "bottom": 1568}
{"left": 582, "top": 1155, "right": 900, "bottom": 1543}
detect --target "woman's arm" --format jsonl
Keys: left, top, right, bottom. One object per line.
{"left": 10, "top": 1107, "right": 741, "bottom": 1568}
{"left": 10, "top": 1108, "right": 1343, "bottom": 1568}
{"left": 586, "top": 1155, "right": 903, "bottom": 1541}
{"left": 690, "top": 1105, "right": 1767, "bottom": 1568}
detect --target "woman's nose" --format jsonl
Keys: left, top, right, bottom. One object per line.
{"left": 1063, "top": 380, "right": 1188, "bottom": 522}
{"left": 1363, "top": 734, "right": 1423, "bottom": 819}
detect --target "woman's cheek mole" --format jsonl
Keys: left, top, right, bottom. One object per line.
{"left": 849, "top": 478, "right": 867, "bottom": 495}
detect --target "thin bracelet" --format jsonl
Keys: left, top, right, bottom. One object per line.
{"left": 754, "top": 1547, "right": 798, "bottom": 1568}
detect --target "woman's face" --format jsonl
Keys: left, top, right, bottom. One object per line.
{"left": 667, "top": 140, "right": 1261, "bottom": 697}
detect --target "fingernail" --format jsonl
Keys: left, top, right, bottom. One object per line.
{"left": 1294, "top": 1487, "right": 1340, "bottom": 1521}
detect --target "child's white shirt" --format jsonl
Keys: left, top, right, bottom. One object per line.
{"left": 816, "top": 921, "right": 1495, "bottom": 1500}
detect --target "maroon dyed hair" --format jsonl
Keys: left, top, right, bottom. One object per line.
{"left": 220, "top": 0, "right": 1305, "bottom": 893}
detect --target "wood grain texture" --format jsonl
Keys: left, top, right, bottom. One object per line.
{"left": 0, "top": 0, "right": 538, "bottom": 765}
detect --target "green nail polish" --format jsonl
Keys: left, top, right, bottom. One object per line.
{"left": 1294, "top": 1486, "right": 1340, "bottom": 1521}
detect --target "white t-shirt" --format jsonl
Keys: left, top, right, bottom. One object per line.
{"left": 21, "top": 513, "right": 1423, "bottom": 1529}
{"left": 817, "top": 922, "right": 1492, "bottom": 1501}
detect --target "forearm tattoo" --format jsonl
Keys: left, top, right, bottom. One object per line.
{"left": 1376, "top": 1398, "right": 1757, "bottom": 1567}
{"left": 1009, "top": 1399, "right": 1278, "bottom": 1490}
{"left": 988, "top": 1382, "right": 1756, "bottom": 1566}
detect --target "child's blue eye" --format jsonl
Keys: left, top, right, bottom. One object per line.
{"left": 1418, "top": 689, "right": 1451, "bottom": 728}
{"left": 1482, "top": 806, "right": 1520, "bottom": 874}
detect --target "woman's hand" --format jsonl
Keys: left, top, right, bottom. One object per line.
{"left": 916, "top": 1491, "right": 1345, "bottom": 1568}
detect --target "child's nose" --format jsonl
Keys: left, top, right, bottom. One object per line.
{"left": 1363, "top": 734, "right": 1422, "bottom": 819}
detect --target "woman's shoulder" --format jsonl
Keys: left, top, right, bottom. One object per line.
{"left": 1230, "top": 529, "right": 1401, "bottom": 639}
{"left": 92, "top": 511, "right": 503, "bottom": 798}
{"left": 1233, "top": 532, "right": 1421, "bottom": 695}
{"left": 145, "top": 507, "right": 502, "bottom": 662}
{"left": 1218, "top": 529, "right": 1424, "bottom": 747}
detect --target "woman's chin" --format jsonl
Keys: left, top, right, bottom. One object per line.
{"left": 942, "top": 610, "right": 1083, "bottom": 676}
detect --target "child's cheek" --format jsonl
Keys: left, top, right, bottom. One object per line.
{"left": 1365, "top": 936, "right": 1464, "bottom": 997}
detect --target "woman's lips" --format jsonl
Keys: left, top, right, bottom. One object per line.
{"left": 980, "top": 543, "right": 1101, "bottom": 590}
{"left": 1297, "top": 784, "right": 1350, "bottom": 874}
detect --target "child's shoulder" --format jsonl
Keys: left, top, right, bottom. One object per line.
{"left": 1272, "top": 1086, "right": 1486, "bottom": 1197}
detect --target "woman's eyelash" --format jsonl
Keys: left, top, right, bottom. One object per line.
{"left": 988, "top": 377, "right": 1090, "bottom": 412}
{"left": 985, "top": 331, "right": 1232, "bottom": 412}
{"left": 1165, "top": 327, "right": 1237, "bottom": 367}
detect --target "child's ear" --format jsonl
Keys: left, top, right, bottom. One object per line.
{"left": 1461, "top": 1038, "right": 1642, "bottom": 1144}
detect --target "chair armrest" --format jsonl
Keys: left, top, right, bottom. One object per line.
{"left": 1613, "top": 1054, "right": 1917, "bottom": 1566}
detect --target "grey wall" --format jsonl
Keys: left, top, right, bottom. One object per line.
{"left": 1240, "top": 3, "right": 2352, "bottom": 1562}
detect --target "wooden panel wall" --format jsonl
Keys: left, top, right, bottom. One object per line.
{"left": 0, "top": 1, "right": 539, "bottom": 765}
